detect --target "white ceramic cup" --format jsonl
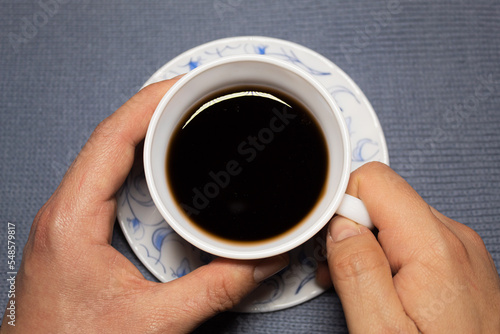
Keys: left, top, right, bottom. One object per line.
{"left": 144, "top": 55, "right": 372, "bottom": 260}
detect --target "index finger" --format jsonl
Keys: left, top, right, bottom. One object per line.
{"left": 346, "top": 162, "right": 449, "bottom": 270}
{"left": 57, "top": 79, "right": 179, "bottom": 220}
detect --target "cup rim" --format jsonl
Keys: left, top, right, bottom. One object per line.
{"left": 144, "top": 55, "right": 351, "bottom": 259}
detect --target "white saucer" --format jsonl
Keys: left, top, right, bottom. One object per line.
{"left": 117, "top": 36, "right": 389, "bottom": 313}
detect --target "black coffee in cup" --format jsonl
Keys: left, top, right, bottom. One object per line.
{"left": 166, "top": 85, "right": 328, "bottom": 243}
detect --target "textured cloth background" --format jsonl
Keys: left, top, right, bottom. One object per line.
{"left": 1, "top": 0, "right": 499, "bottom": 332}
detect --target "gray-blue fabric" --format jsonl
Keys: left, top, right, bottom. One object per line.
{"left": 1, "top": 0, "right": 499, "bottom": 332}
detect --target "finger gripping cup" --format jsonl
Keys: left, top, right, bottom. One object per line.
{"left": 336, "top": 194, "right": 373, "bottom": 229}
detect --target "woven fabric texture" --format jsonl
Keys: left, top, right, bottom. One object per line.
{"left": 1, "top": 1, "right": 499, "bottom": 332}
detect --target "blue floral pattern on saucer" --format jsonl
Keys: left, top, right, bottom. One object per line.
{"left": 117, "top": 36, "right": 389, "bottom": 313}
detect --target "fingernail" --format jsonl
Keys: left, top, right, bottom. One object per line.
{"left": 253, "top": 254, "right": 289, "bottom": 283}
{"left": 329, "top": 216, "right": 361, "bottom": 243}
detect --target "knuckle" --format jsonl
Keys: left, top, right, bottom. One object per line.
{"left": 90, "top": 117, "right": 124, "bottom": 148}
{"left": 423, "top": 238, "right": 456, "bottom": 266}
{"left": 331, "top": 246, "right": 389, "bottom": 281}
{"left": 460, "top": 225, "right": 498, "bottom": 269}
{"left": 30, "top": 199, "right": 72, "bottom": 254}
{"left": 90, "top": 120, "right": 114, "bottom": 147}
{"left": 92, "top": 117, "right": 115, "bottom": 138}
{"left": 359, "top": 161, "right": 389, "bottom": 173}
{"left": 205, "top": 276, "right": 239, "bottom": 312}
{"left": 430, "top": 229, "right": 469, "bottom": 263}
{"left": 413, "top": 220, "right": 467, "bottom": 265}
{"left": 30, "top": 205, "right": 56, "bottom": 252}
{"left": 355, "top": 161, "right": 393, "bottom": 181}
{"left": 462, "top": 224, "right": 487, "bottom": 249}
{"left": 90, "top": 115, "right": 132, "bottom": 154}
{"left": 169, "top": 268, "right": 243, "bottom": 319}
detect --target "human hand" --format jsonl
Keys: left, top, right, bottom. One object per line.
{"left": 324, "top": 162, "right": 500, "bottom": 333}
{"left": 0, "top": 79, "right": 288, "bottom": 334}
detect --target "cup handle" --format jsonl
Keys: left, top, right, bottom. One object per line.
{"left": 336, "top": 194, "right": 374, "bottom": 229}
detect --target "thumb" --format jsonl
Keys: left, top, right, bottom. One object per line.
{"left": 327, "top": 216, "right": 417, "bottom": 333}
{"left": 147, "top": 255, "right": 289, "bottom": 333}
